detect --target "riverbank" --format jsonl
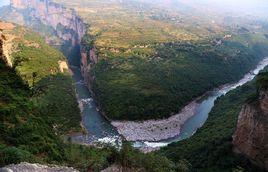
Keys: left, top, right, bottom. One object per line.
{"left": 112, "top": 57, "right": 268, "bottom": 142}
{"left": 112, "top": 101, "right": 198, "bottom": 141}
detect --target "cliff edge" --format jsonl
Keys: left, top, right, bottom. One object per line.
{"left": 233, "top": 89, "right": 268, "bottom": 171}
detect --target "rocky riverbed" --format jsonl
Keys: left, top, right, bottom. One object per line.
{"left": 0, "top": 162, "right": 78, "bottom": 172}
{"left": 112, "top": 101, "right": 199, "bottom": 141}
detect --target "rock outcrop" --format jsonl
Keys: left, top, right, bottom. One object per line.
{"left": 233, "top": 91, "right": 268, "bottom": 171}
{"left": 80, "top": 46, "right": 98, "bottom": 89}
{"left": 10, "top": 0, "right": 86, "bottom": 45}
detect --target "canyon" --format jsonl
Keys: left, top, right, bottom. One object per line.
{"left": 7, "top": 0, "right": 268, "bottom": 147}
{"left": 1, "top": 1, "right": 268, "bottom": 171}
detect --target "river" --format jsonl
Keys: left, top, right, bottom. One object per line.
{"left": 69, "top": 65, "right": 121, "bottom": 146}
{"left": 70, "top": 56, "right": 268, "bottom": 149}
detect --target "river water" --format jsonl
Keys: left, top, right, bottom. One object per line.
{"left": 70, "top": 57, "right": 268, "bottom": 149}
{"left": 69, "top": 65, "right": 121, "bottom": 146}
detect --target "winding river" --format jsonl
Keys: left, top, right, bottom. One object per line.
{"left": 71, "top": 56, "right": 268, "bottom": 149}
{"left": 2, "top": 0, "right": 266, "bottom": 150}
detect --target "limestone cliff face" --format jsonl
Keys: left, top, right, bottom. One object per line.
{"left": 10, "top": 0, "right": 86, "bottom": 45}
{"left": 233, "top": 91, "right": 268, "bottom": 171}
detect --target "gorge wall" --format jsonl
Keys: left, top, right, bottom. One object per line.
{"left": 233, "top": 90, "right": 268, "bottom": 171}
{"left": 10, "top": 0, "right": 85, "bottom": 45}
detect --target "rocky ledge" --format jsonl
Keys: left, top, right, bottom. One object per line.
{"left": 0, "top": 162, "right": 78, "bottom": 172}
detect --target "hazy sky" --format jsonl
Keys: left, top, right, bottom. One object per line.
{"left": 200, "top": 0, "right": 268, "bottom": 9}
{"left": 0, "top": 0, "right": 10, "bottom": 7}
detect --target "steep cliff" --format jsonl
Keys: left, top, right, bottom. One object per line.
{"left": 233, "top": 90, "right": 268, "bottom": 171}
{"left": 0, "top": 22, "right": 15, "bottom": 66}
{"left": 10, "top": 0, "right": 86, "bottom": 45}
{"left": 80, "top": 35, "right": 99, "bottom": 89}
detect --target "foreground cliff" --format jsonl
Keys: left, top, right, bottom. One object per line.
{"left": 233, "top": 74, "right": 268, "bottom": 171}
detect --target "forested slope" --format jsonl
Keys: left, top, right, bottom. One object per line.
{"left": 92, "top": 35, "right": 268, "bottom": 120}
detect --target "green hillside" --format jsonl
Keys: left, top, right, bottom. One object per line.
{"left": 92, "top": 35, "right": 268, "bottom": 120}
